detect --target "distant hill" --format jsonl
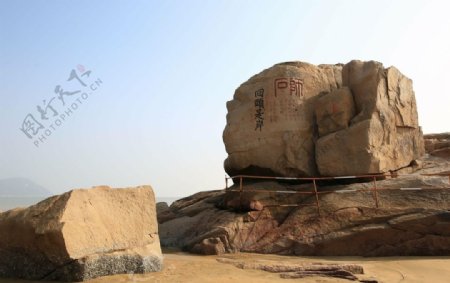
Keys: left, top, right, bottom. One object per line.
{"left": 0, "top": 178, "right": 52, "bottom": 197}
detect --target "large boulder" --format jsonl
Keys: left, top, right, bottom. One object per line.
{"left": 0, "top": 186, "right": 163, "bottom": 281}
{"left": 223, "top": 60, "right": 424, "bottom": 177}
{"left": 317, "top": 62, "right": 424, "bottom": 176}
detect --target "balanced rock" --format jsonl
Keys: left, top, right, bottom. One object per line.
{"left": 0, "top": 186, "right": 162, "bottom": 281}
{"left": 223, "top": 60, "right": 424, "bottom": 177}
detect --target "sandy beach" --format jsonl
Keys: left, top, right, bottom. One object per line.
{"left": 0, "top": 250, "right": 450, "bottom": 283}
{"left": 86, "top": 251, "right": 450, "bottom": 283}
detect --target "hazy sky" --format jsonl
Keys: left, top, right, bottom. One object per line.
{"left": 1, "top": 0, "right": 449, "bottom": 197}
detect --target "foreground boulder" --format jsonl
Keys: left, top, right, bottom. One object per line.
{"left": 159, "top": 156, "right": 450, "bottom": 256}
{"left": 223, "top": 60, "right": 424, "bottom": 177}
{"left": 0, "top": 186, "right": 162, "bottom": 281}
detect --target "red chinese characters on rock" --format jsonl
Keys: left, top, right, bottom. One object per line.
{"left": 274, "top": 78, "right": 303, "bottom": 98}
{"left": 268, "top": 78, "right": 304, "bottom": 123}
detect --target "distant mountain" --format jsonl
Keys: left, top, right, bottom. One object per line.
{"left": 0, "top": 178, "right": 52, "bottom": 197}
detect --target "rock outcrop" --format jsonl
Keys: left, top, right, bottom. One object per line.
{"left": 0, "top": 186, "right": 163, "bottom": 281}
{"left": 217, "top": 258, "right": 367, "bottom": 281}
{"left": 158, "top": 156, "right": 450, "bottom": 256}
{"left": 424, "top": 132, "right": 450, "bottom": 159}
{"left": 156, "top": 202, "right": 170, "bottom": 216}
{"left": 223, "top": 60, "right": 424, "bottom": 177}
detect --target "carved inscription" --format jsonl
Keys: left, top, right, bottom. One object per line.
{"left": 254, "top": 88, "right": 264, "bottom": 131}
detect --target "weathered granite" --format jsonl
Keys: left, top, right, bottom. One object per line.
{"left": 159, "top": 156, "right": 450, "bottom": 256}
{"left": 223, "top": 60, "right": 424, "bottom": 177}
{"left": 0, "top": 186, "right": 163, "bottom": 281}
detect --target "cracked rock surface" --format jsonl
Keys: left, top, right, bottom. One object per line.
{"left": 158, "top": 155, "right": 450, "bottom": 256}
{"left": 223, "top": 60, "right": 424, "bottom": 177}
{"left": 216, "top": 258, "right": 367, "bottom": 281}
